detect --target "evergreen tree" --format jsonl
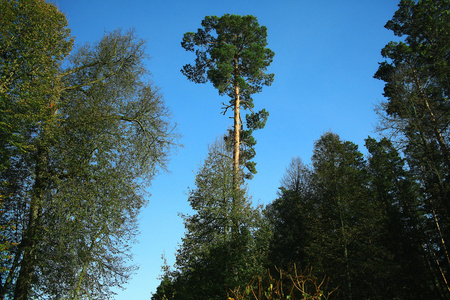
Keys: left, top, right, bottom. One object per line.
{"left": 365, "top": 137, "right": 440, "bottom": 299}
{"left": 266, "top": 157, "right": 312, "bottom": 271}
{"left": 308, "top": 132, "right": 376, "bottom": 299}
{"left": 155, "top": 139, "right": 266, "bottom": 300}
{"left": 374, "top": 0, "right": 450, "bottom": 295}
{"left": 181, "top": 14, "right": 274, "bottom": 181}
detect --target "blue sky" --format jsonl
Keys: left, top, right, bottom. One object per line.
{"left": 52, "top": 0, "right": 400, "bottom": 298}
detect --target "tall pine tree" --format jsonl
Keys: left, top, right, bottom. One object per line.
{"left": 374, "top": 0, "right": 450, "bottom": 295}
{"left": 181, "top": 14, "right": 274, "bottom": 182}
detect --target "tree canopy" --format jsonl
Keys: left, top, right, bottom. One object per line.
{"left": 3, "top": 0, "right": 450, "bottom": 299}
{"left": 0, "top": 1, "right": 178, "bottom": 298}
{"left": 152, "top": 139, "right": 267, "bottom": 300}
{"left": 181, "top": 14, "right": 274, "bottom": 180}
{"left": 375, "top": 0, "right": 450, "bottom": 294}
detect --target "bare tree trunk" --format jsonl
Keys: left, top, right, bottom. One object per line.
{"left": 230, "top": 81, "right": 241, "bottom": 246}
{"left": 411, "top": 64, "right": 450, "bottom": 164}
{"left": 233, "top": 83, "right": 240, "bottom": 188}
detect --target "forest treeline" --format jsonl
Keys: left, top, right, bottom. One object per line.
{"left": 152, "top": 0, "right": 450, "bottom": 299}
{"left": 1, "top": 0, "right": 449, "bottom": 299}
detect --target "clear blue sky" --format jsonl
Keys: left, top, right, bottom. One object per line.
{"left": 52, "top": 0, "right": 400, "bottom": 298}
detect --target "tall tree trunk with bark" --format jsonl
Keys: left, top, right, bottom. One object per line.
{"left": 14, "top": 145, "right": 48, "bottom": 300}
{"left": 233, "top": 83, "right": 240, "bottom": 190}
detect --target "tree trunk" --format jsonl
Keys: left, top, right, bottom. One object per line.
{"left": 230, "top": 81, "right": 241, "bottom": 244}
{"left": 411, "top": 64, "right": 450, "bottom": 165}
{"left": 233, "top": 83, "right": 240, "bottom": 188}
{"left": 14, "top": 146, "right": 47, "bottom": 300}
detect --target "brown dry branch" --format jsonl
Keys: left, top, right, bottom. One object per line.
{"left": 228, "top": 265, "right": 335, "bottom": 300}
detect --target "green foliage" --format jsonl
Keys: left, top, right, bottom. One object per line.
{"left": 265, "top": 157, "right": 312, "bottom": 271}
{"left": 374, "top": 0, "right": 450, "bottom": 296}
{"left": 225, "top": 108, "right": 269, "bottom": 178}
{"left": 181, "top": 14, "right": 274, "bottom": 101}
{"left": 265, "top": 133, "right": 440, "bottom": 299}
{"left": 181, "top": 14, "right": 274, "bottom": 176}
{"left": 365, "top": 137, "right": 438, "bottom": 298}
{"left": 153, "top": 139, "right": 268, "bottom": 300}
{"left": 158, "top": 2, "right": 450, "bottom": 300}
{"left": 0, "top": 197, "right": 18, "bottom": 275}
{"left": 0, "top": 0, "right": 73, "bottom": 166}
{"left": 0, "top": 1, "right": 177, "bottom": 298}
{"left": 309, "top": 133, "right": 376, "bottom": 299}
{"left": 0, "top": 0, "right": 73, "bottom": 297}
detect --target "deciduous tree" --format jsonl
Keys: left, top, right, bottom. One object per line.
{"left": 1, "top": 0, "right": 73, "bottom": 297}
{"left": 0, "top": 1, "right": 177, "bottom": 298}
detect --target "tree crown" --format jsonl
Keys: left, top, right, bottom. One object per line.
{"left": 181, "top": 14, "right": 274, "bottom": 109}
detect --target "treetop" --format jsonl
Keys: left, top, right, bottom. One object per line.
{"left": 181, "top": 13, "right": 274, "bottom": 108}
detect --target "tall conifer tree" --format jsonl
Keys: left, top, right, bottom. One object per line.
{"left": 309, "top": 133, "right": 374, "bottom": 299}
{"left": 157, "top": 139, "right": 265, "bottom": 300}
{"left": 181, "top": 14, "right": 274, "bottom": 183}
{"left": 374, "top": 0, "right": 450, "bottom": 294}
